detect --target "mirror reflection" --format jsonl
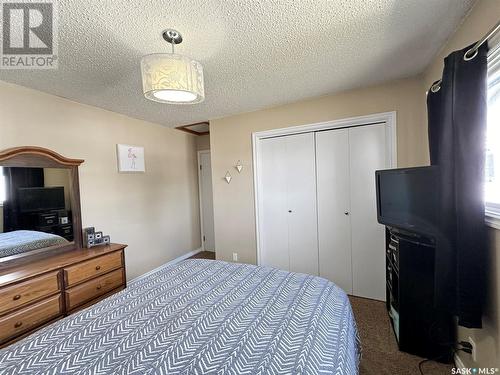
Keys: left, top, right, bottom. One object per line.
{"left": 0, "top": 167, "right": 73, "bottom": 258}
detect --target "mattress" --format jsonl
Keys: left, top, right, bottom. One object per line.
{"left": 0, "top": 259, "right": 361, "bottom": 374}
{"left": 0, "top": 230, "right": 69, "bottom": 258}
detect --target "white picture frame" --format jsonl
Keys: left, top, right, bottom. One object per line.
{"left": 116, "top": 144, "right": 145, "bottom": 172}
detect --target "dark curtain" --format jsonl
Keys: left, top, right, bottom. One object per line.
{"left": 427, "top": 42, "right": 489, "bottom": 328}
{"left": 3, "top": 167, "right": 44, "bottom": 231}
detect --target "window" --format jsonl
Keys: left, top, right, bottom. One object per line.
{"left": 486, "top": 38, "right": 500, "bottom": 218}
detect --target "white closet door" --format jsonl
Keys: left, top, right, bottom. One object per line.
{"left": 349, "top": 124, "right": 387, "bottom": 301}
{"left": 315, "top": 129, "right": 352, "bottom": 293}
{"left": 259, "top": 136, "right": 289, "bottom": 271}
{"left": 285, "top": 133, "right": 319, "bottom": 276}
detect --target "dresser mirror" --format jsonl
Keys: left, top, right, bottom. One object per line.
{"left": 0, "top": 147, "right": 83, "bottom": 265}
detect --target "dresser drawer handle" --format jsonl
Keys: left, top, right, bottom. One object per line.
{"left": 13, "top": 294, "right": 21, "bottom": 301}
{"left": 96, "top": 284, "right": 102, "bottom": 290}
{"left": 95, "top": 265, "right": 101, "bottom": 271}
{"left": 14, "top": 321, "right": 23, "bottom": 328}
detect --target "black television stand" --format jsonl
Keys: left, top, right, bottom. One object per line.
{"left": 385, "top": 226, "right": 454, "bottom": 362}
{"left": 18, "top": 210, "right": 74, "bottom": 241}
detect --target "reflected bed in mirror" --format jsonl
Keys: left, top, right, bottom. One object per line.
{"left": 0, "top": 146, "right": 83, "bottom": 266}
{"left": 0, "top": 167, "right": 74, "bottom": 258}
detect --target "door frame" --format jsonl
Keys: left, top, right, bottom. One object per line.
{"left": 252, "top": 111, "right": 397, "bottom": 266}
{"left": 197, "top": 150, "right": 214, "bottom": 252}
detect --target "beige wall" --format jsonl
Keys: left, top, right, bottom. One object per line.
{"left": 210, "top": 77, "right": 427, "bottom": 265}
{"left": 0, "top": 80, "right": 201, "bottom": 280}
{"left": 196, "top": 134, "right": 210, "bottom": 150}
{"left": 422, "top": 0, "right": 500, "bottom": 368}
{"left": 44, "top": 168, "right": 72, "bottom": 210}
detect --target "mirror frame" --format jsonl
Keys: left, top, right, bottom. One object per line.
{"left": 0, "top": 146, "right": 84, "bottom": 266}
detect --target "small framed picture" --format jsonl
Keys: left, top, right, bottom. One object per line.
{"left": 116, "top": 144, "right": 145, "bottom": 172}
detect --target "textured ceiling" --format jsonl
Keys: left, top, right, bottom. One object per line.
{"left": 0, "top": 0, "right": 476, "bottom": 128}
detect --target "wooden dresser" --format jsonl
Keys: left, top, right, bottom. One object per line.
{"left": 0, "top": 243, "right": 127, "bottom": 347}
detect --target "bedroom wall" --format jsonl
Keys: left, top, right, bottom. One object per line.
{"left": 196, "top": 134, "right": 210, "bottom": 151}
{"left": 209, "top": 77, "right": 427, "bottom": 265}
{"left": 0, "top": 80, "right": 201, "bottom": 280}
{"left": 422, "top": 0, "right": 500, "bottom": 368}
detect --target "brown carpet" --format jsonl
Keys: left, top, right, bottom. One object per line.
{"left": 189, "top": 251, "right": 216, "bottom": 260}
{"left": 350, "top": 296, "right": 453, "bottom": 375}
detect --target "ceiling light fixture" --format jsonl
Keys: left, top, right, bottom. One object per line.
{"left": 141, "top": 29, "right": 205, "bottom": 104}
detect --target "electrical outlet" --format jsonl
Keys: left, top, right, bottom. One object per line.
{"left": 232, "top": 252, "right": 238, "bottom": 262}
{"left": 468, "top": 336, "right": 477, "bottom": 362}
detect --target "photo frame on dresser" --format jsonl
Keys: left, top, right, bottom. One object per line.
{"left": 0, "top": 146, "right": 84, "bottom": 267}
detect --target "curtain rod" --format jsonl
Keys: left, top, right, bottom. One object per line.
{"left": 464, "top": 20, "right": 500, "bottom": 60}
{"left": 428, "top": 21, "right": 500, "bottom": 94}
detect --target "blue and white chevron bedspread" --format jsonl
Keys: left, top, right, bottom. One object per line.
{"left": 0, "top": 260, "right": 360, "bottom": 374}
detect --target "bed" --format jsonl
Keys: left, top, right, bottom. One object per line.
{"left": 0, "top": 230, "right": 69, "bottom": 258}
{"left": 0, "top": 259, "right": 360, "bottom": 374}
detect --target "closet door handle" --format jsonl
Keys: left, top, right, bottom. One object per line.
{"left": 344, "top": 211, "right": 349, "bottom": 216}
{"left": 288, "top": 210, "right": 292, "bottom": 213}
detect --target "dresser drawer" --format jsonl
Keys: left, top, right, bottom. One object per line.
{"left": 0, "top": 294, "right": 62, "bottom": 343}
{"left": 64, "top": 250, "right": 123, "bottom": 287}
{"left": 0, "top": 271, "right": 60, "bottom": 315}
{"left": 65, "top": 268, "right": 124, "bottom": 311}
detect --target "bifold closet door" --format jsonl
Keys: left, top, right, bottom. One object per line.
{"left": 316, "top": 129, "right": 352, "bottom": 294}
{"left": 349, "top": 124, "right": 387, "bottom": 301}
{"left": 286, "top": 133, "right": 318, "bottom": 276}
{"left": 316, "top": 124, "right": 388, "bottom": 301}
{"left": 259, "top": 136, "right": 289, "bottom": 271}
{"left": 259, "top": 133, "right": 319, "bottom": 275}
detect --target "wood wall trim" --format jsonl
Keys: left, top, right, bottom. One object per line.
{"left": 0, "top": 146, "right": 84, "bottom": 167}
{"left": 175, "top": 122, "right": 210, "bottom": 136}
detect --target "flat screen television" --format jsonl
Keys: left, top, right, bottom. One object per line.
{"left": 375, "top": 166, "right": 440, "bottom": 235}
{"left": 17, "top": 186, "right": 65, "bottom": 213}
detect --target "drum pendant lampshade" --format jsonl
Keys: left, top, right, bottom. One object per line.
{"left": 141, "top": 54, "right": 204, "bottom": 104}
{"left": 141, "top": 30, "right": 204, "bottom": 104}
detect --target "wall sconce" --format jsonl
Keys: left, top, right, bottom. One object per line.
{"left": 235, "top": 160, "right": 243, "bottom": 173}
{"left": 224, "top": 171, "right": 232, "bottom": 184}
